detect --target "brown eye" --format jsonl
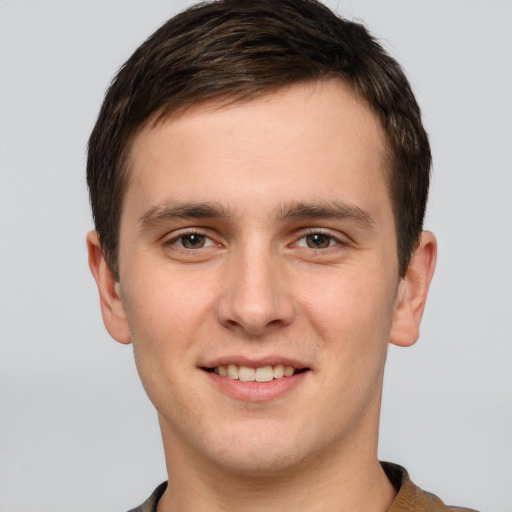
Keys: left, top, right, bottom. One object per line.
{"left": 180, "top": 234, "right": 206, "bottom": 249}
{"left": 305, "top": 233, "right": 332, "bottom": 249}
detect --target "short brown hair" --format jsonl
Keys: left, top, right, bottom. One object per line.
{"left": 87, "top": 0, "right": 431, "bottom": 278}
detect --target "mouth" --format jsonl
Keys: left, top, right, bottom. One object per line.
{"left": 202, "top": 364, "right": 309, "bottom": 383}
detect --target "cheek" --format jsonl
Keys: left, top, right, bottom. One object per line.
{"left": 120, "top": 276, "right": 194, "bottom": 382}
{"left": 122, "top": 272, "right": 206, "bottom": 414}
{"left": 296, "top": 264, "right": 398, "bottom": 352}
{"left": 123, "top": 265, "right": 214, "bottom": 332}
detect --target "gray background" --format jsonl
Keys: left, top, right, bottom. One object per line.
{"left": 0, "top": 1, "right": 510, "bottom": 511}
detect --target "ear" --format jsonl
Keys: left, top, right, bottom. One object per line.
{"left": 390, "top": 231, "right": 437, "bottom": 347}
{"left": 86, "top": 230, "right": 131, "bottom": 344}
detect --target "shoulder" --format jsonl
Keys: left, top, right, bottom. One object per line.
{"left": 126, "top": 466, "right": 480, "bottom": 512}
{"left": 126, "top": 482, "right": 167, "bottom": 512}
{"left": 382, "top": 462, "right": 480, "bottom": 512}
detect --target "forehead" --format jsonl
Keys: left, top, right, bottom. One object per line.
{"left": 124, "top": 80, "right": 390, "bottom": 223}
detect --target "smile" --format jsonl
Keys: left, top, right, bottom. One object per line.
{"left": 204, "top": 364, "right": 307, "bottom": 382}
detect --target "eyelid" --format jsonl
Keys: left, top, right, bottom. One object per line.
{"left": 163, "top": 228, "right": 221, "bottom": 250}
{"left": 293, "top": 227, "right": 349, "bottom": 248}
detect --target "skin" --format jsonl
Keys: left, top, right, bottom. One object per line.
{"left": 88, "top": 80, "right": 436, "bottom": 511}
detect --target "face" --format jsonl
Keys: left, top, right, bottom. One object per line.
{"left": 94, "top": 81, "right": 425, "bottom": 476}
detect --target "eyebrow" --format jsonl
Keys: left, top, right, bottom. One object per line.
{"left": 274, "top": 200, "right": 375, "bottom": 229}
{"left": 139, "top": 200, "right": 231, "bottom": 229}
{"left": 138, "top": 199, "right": 375, "bottom": 231}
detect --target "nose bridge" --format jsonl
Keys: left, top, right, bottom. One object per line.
{"left": 216, "top": 237, "right": 294, "bottom": 336}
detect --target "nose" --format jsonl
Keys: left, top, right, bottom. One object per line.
{"left": 216, "top": 244, "right": 295, "bottom": 337}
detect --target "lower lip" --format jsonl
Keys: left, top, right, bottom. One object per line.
{"left": 204, "top": 370, "right": 309, "bottom": 402}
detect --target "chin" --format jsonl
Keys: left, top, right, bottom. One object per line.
{"left": 200, "top": 421, "right": 320, "bottom": 477}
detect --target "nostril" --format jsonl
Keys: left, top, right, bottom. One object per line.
{"left": 215, "top": 277, "right": 295, "bottom": 336}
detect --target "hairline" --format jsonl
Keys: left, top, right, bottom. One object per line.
{"left": 107, "top": 77, "right": 403, "bottom": 278}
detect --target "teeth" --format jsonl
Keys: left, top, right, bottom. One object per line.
{"left": 273, "top": 364, "right": 284, "bottom": 379}
{"left": 239, "top": 366, "right": 256, "bottom": 382}
{"left": 213, "top": 364, "right": 298, "bottom": 382}
{"left": 255, "top": 366, "right": 273, "bottom": 382}
{"left": 284, "top": 366, "right": 295, "bottom": 377}
{"left": 227, "top": 364, "right": 239, "bottom": 380}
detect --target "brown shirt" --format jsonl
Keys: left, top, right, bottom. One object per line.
{"left": 127, "top": 462, "right": 479, "bottom": 512}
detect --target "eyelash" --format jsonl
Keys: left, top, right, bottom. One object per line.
{"left": 164, "top": 230, "right": 218, "bottom": 252}
{"left": 293, "top": 229, "right": 346, "bottom": 250}
{"left": 163, "top": 228, "right": 346, "bottom": 254}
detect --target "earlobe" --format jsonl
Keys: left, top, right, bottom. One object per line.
{"left": 86, "top": 230, "right": 131, "bottom": 344}
{"left": 389, "top": 231, "right": 437, "bottom": 348}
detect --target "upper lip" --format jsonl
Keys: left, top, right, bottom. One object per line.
{"left": 201, "top": 355, "right": 310, "bottom": 369}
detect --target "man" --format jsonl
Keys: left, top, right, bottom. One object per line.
{"left": 86, "top": 1, "right": 476, "bottom": 510}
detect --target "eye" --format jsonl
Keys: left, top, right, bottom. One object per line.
{"left": 167, "top": 231, "right": 218, "bottom": 250}
{"left": 305, "top": 233, "right": 334, "bottom": 249}
{"left": 179, "top": 233, "right": 207, "bottom": 249}
{"left": 296, "top": 232, "right": 340, "bottom": 249}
